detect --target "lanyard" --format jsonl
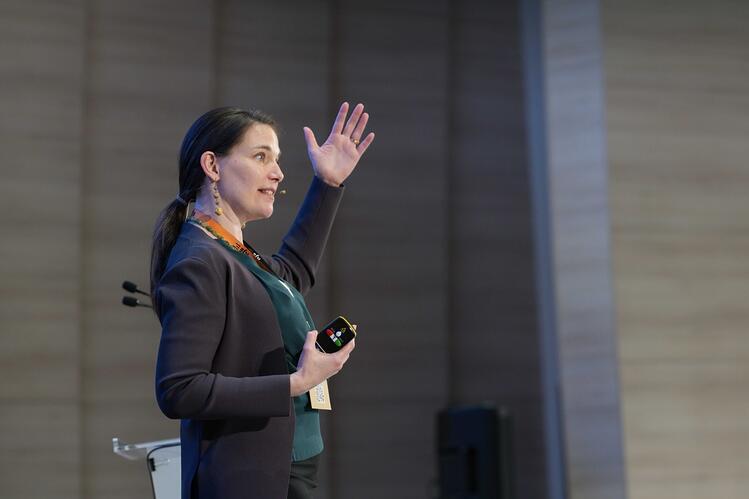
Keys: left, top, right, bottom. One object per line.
{"left": 188, "top": 209, "right": 276, "bottom": 276}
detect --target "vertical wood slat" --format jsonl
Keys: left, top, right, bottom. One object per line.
{"left": 81, "top": 1, "right": 214, "bottom": 497}
{"left": 331, "top": 2, "right": 450, "bottom": 497}
{"left": 0, "top": 1, "right": 85, "bottom": 498}
{"left": 542, "top": 0, "right": 627, "bottom": 497}
{"left": 450, "top": 1, "right": 549, "bottom": 498}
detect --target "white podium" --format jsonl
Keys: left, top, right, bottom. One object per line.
{"left": 113, "top": 437, "right": 181, "bottom": 499}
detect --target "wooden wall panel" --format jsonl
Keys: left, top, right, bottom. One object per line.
{"left": 0, "top": 1, "right": 85, "bottom": 498}
{"left": 603, "top": 1, "right": 749, "bottom": 498}
{"left": 451, "top": 2, "right": 548, "bottom": 498}
{"left": 542, "top": 1, "right": 627, "bottom": 498}
{"left": 331, "top": 2, "right": 450, "bottom": 497}
{"left": 81, "top": 1, "right": 214, "bottom": 497}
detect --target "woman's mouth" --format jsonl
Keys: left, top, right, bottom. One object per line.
{"left": 258, "top": 188, "right": 275, "bottom": 198}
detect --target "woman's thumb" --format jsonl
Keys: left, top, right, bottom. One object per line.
{"left": 305, "top": 330, "right": 318, "bottom": 346}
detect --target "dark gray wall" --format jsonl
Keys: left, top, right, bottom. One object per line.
{"left": 449, "top": 1, "right": 548, "bottom": 498}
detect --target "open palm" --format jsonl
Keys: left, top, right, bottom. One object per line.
{"left": 303, "top": 102, "right": 375, "bottom": 186}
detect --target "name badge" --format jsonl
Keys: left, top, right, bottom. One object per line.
{"left": 309, "top": 379, "right": 332, "bottom": 410}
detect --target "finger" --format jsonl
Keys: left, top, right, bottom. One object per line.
{"left": 356, "top": 132, "right": 375, "bottom": 155}
{"left": 304, "top": 330, "right": 318, "bottom": 348}
{"left": 350, "top": 113, "right": 369, "bottom": 142}
{"left": 339, "top": 338, "right": 355, "bottom": 355}
{"left": 340, "top": 340, "right": 355, "bottom": 362}
{"left": 334, "top": 347, "right": 352, "bottom": 367}
{"left": 303, "top": 127, "right": 319, "bottom": 152}
{"left": 331, "top": 102, "right": 349, "bottom": 135}
{"left": 342, "top": 103, "right": 364, "bottom": 137}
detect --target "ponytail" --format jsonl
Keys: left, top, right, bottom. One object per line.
{"left": 150, "top": 197, "right": 190, "bottom": 305}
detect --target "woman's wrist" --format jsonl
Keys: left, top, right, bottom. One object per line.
{"left": 314, "top": 173, "right": 342, "bottom": 188}
{"left": 289, "top": 372, "right": 308, "bottom": 397}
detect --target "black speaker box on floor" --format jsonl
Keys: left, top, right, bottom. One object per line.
{"left": 437, "top": 405, "right": 513, "bottom": 499}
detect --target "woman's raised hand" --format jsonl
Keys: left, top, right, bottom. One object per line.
{"left": 303, "top": 102, "right": 375, "bottom": 187}
{"left": 290, "top": 330, "right": 356, "bottom": 397}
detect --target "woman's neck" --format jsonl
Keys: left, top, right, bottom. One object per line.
{"left": 193, "top": 196, "right": 244, "bottom": 242}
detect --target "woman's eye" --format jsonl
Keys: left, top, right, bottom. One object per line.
{"left": 254, "top": 152, "right": 265, "bottom": 161}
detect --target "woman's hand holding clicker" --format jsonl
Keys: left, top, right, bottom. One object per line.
{"left": 290, "top": 330, "right": 356, "bottom": 397}
{"left": 303, "top": 102, "right": 375, "bottom": 187}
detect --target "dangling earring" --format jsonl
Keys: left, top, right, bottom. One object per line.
{"left": 213, "top": 180, "right": 223, "bottom": 216}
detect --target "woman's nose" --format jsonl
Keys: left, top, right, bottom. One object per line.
{"left": 272, "top": 161, "right": 284, "bottom": 183}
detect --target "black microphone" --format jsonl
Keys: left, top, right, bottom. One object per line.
{"left": 122, "top": 296, "right": 153, "bottom": 309}
{"left": 122, "top": 280, "right": 150, "bottom": 297}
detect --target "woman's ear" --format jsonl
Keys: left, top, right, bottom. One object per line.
{"left": 200, "top": 151, "right": 220, "bottom": 181}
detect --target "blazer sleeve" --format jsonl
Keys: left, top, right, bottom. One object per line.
{"left": 266, "top": 175, "right": 344, "bottom": 295}
{"left": 154, "top": 255, "right": 290, "bottom": 420}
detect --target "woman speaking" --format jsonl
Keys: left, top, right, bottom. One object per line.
{"left": 150, "top": 102, "right": 374, "bottom": 499}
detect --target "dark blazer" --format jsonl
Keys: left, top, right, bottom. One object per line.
{"left": 154, "top": 177, "right": 343, "bottom": 499}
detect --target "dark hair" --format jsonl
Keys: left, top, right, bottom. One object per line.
{"left": 150, "top": 107, "right": 276, "bottom": 301}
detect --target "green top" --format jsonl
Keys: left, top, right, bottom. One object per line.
{"left": 213, "top": 236, "right": 323, "bottom": 462}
